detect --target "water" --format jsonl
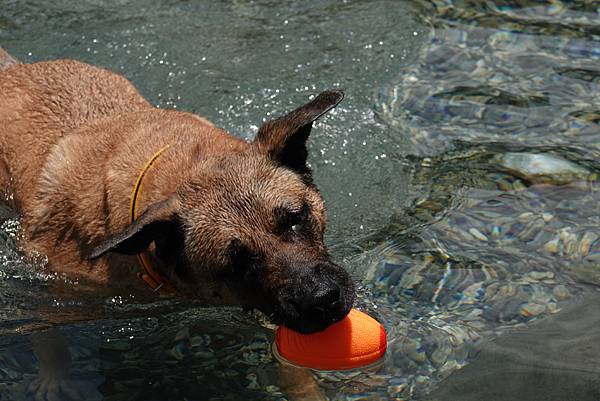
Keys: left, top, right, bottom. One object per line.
{"left": 1, "top": 0, "right": 599, "bottom": 400}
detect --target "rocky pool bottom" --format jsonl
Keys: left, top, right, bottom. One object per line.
{"left": 1, "top": 142, "right": 599, "bottom": 400}
{"left": 1, "top": 0, "right": 600, "bottom": 399}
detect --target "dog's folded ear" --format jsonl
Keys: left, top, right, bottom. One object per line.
{"left": 86, "top": 197, "right": 180, "bottom": 260}
{"left": 253, "top": 90, "right": 344, "bottom": 180}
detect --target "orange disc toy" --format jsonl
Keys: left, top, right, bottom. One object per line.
{"left": 274, "top": 309, "right": 387, "bottom": 371}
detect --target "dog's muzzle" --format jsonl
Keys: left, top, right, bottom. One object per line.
{"left": 273, "top": 262, "right": 356, "bottom": 334}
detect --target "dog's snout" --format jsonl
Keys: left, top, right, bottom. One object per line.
{"left": 274, "top": 261, "right": 355, "bottom": 334}
{"left": 316, "top": 283, "right": 341, "bottom": 306}
{"left": 299, "top": 282, "right": 341, "bottom": 316}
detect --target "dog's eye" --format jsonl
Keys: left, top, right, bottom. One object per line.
{"left": 276, "top": 203, "right": 309, "bottom": 235}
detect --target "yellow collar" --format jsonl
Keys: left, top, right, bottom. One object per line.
{"left": 130, "top": 144, "right": 177, "bottom": 295}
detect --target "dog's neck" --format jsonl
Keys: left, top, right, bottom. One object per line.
{"left": 130, "top": 144, "right": 178, "bottom": 295}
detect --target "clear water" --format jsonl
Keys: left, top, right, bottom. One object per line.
{"left": 1, "top": 1, "right": 599, "bottom": 400}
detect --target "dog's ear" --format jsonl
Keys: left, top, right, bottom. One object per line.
{"left": 254, "top": 90, "right": 343, "bottom": 178}
{"left": 86, "top": 197, "right": 180, "bottom": 260}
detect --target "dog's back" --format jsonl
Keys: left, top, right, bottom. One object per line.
{"left": 0, "top": 54, "right": 150, "bottom": 207}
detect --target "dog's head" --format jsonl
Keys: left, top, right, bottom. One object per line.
{"left": 89, "top": 90, "right": 355, "bottom": 334}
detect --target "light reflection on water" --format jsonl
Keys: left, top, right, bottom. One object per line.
{"left": 1, "top": 0, "right": 600, "bottom": 400}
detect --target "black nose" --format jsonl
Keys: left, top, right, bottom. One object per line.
{"left": 298, "top": 282, "right": 342, "bottom": 317}
{"left": 276, "top": 262, "right": 355, "bottom": 334}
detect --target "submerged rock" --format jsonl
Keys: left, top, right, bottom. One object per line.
{"left": 495, "top": 152, "right": 590, "bottom": 185}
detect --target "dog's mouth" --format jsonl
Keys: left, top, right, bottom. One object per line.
{"left": 270, "top": 301, "right": 353, "bottom": 334}
{"left": 230, "top": 260, "right": 356, "bottom": 334}
{"left": 249, "top": 299, "right": 353, "bottom": 334}
{"left": 241, "top": 283, "right": 355, "bottom": 334}
{"left": 261, "top": 267, "right": 356, "bottom": 334}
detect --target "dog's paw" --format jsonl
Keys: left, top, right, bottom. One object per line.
{"left": 27, "top": 375, "right": 99, "bottom": 401}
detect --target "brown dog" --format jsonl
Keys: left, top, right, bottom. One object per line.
{"left": 0, "top": 48, "right": 355, "bottom": 334}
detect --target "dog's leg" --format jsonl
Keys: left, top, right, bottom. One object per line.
{"left": 0, "top": 47, "right": 19, "bottom": 70}
{"left": 28, "top": 329, "right": 101, "bottom": 401}
{"left": 278, "top": 364, "right": 327, "bottom": 401}
{"left": 28, "top": 329, "right": 80, "bottom": 401}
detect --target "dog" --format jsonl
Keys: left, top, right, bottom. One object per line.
{"left": 0, "top": 47, "right": 355, "bottom": 334}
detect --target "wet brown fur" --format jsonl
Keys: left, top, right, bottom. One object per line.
{"left": 0, "top": 49, "right": 353, "bottom": 326}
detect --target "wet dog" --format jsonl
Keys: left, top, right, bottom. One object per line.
{"left": 0, "top": 47, "right": 355, "bottom": 334}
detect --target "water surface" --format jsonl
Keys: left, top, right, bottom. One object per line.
{"left": 1, "top": 1, "right": 599, "bottom": 400}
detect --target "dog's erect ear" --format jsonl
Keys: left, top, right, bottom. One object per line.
{"left": 86, "top": 197, "right": 180, "bottom": 260}
{"left": 254, "top": 90, "right": 344, "bottom": 177}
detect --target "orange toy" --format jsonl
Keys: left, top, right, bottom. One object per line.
{"left": 274, "top": 309, "right": 387, "bottom": 371}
